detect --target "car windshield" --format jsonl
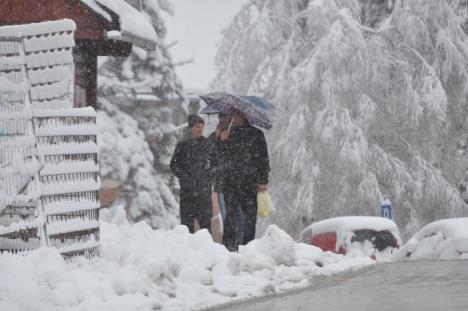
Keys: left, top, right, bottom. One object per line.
{"left": 351, "top": 230, "right": 398, "bottom": 251}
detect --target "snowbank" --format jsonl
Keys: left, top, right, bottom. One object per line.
{"left": 0, "top": 209, "right": 374, "bottom": 311}
{"left": 393, "top": 218, "right": 468, "bottom": 261}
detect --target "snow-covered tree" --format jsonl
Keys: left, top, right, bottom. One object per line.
{"left": 213, "top": 0, "right": 468, "bottom": 240}
{"left": 98, "top": 0, "right": 186, "bottom": 228}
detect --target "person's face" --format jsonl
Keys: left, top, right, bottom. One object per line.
{"left": 191, "top": 122, "right": 204, "bottom": 138}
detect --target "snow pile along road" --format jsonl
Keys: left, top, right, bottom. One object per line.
{"left": 0, "top": 208, "right": 374, "bottom": 311}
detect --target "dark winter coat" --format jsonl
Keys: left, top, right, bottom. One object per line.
{"left": 222, "top": 124, "right": 270, "bottom": 187}
{"left": 208, "top": 132, "right": 227, "bottom": 193}
{"left": 170, "top": 136, "right": 212, "bottom": 191}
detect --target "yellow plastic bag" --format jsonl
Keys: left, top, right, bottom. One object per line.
{"left": 257, "top": 191, "right": 270, "bottom": 217}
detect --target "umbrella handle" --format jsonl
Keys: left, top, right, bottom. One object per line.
{"left": 227, "top": 119, "right": 234, "bottom": 133}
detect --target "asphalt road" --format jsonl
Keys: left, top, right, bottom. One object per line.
{"left": 212, "top": 260, "right": 468, "bottom": 311}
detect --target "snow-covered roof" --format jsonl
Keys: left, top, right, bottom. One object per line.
{"left": 80, "top": 0, "right": 157, "bottom": 50}
{"left": 302, "top": 216, "right": 399, "bottom": 236}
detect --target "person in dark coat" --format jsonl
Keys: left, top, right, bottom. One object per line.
{"left": 208, "top": 113, "right": 245, "bottom": 243}
{"left": 220, "top": 110, "right": 270, "bottom": 251}
{"left": 208, "top": 113, "right": 229, "bottom": 195}
{"left": 170, "top": 114, "right": 212, "bottom": 233}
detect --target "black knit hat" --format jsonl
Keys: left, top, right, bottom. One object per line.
{"left": 188, "top": 114, "right": 204, "bottom": 128}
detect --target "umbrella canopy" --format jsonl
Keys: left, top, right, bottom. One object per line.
{"left": 199, "top": 95, "right": 275, "bottom": 115}
{"left": 199, "top": 105, "right": 221, "bottom": 115}
{"left": 199, "top": 92, "right": 273, "bottom": 129}
{"left": 241, "top": 96, "right": 276, "bottom": 111}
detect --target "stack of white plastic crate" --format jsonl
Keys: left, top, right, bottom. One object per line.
{"left": 0, "top": 36, "right": 44, "bottom": 252}
{"left": 0, "top": 20, "right": 100, "bottom": 258}
{"left": 34, "top": 107, "right": 100, "bottom": 258}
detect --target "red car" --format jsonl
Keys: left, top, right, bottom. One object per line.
{"left": 300, "top": 216, "right": 401, "bottom": 256}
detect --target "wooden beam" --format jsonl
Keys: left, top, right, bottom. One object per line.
{"left": 76, "top": 39, "right": 131, "bottom": 57}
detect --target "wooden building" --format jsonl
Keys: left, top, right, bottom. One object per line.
{"left": 0, "top": 0, "right": 157, "bottom": 109}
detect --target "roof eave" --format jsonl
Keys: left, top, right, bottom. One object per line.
{"left": 78, "top": 0, "right": 116, "bottom": 30}
{"left": 120, "top": 30, "right": 156, "bottom": 51}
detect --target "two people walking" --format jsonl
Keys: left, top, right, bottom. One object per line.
{"left": 170, "top": 107, "right": 270, "bottom": 251}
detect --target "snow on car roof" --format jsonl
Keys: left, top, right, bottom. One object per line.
{"left": 81, "top": 0, "right": 157, "bottom": 46}
{"left": 303, "top": 216, "right": 399, "bottom": 236}
{"left": 413, "top": 218, "right": 468, "bottom": 240}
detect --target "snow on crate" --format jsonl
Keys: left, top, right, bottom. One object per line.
{"left": 393, "top": 218, "right": 468, "bottom": 261}
{"left": 35, "top": 123, "right": 98, "bottom": 136}
{"left": 0, "top": 217, "right": 44, "bottom": 236}
{"left": 41, "top": 179, "right": 101, "bottom": 196}
{"left": 57, "top": 239, "right": 100, "bottom": 255}
{"left": 0, "top": 19, "right": 76, "bottom": 38}
{"left": 23, "top": 32, "right": 74, "bottom": 53}
{"left": 44, "top": 199, "right": 100, "bottom": 215}
{"left": 47, "top": 219, "right": 99, "bottom": 236}
{"left": 33, "top": 107, "right": 97, "bottom": 118}
{"left": 25, "top": 50, "right": 74, "bottom": 69}
{"left": 40, "top": 160, "right": 99, "bottom": 176}
{"left": 28, "top": 67, "right": 70, "bottom": 85}
{"left": 30, "top": 80, "right": 70, "bottom": 101}
{"left": 37, "top": 141, "right": 98, "bottom": 156}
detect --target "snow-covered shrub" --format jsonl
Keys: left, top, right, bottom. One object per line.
{"left": 97, "top": 0, "right": 186, "bottom": 228}
{"left": 98, "top": 99, "right": 179, "bottom": 229}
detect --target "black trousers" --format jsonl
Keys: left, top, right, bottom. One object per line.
{"left": 180, "top": 188, "right": 212, "bottom": 233}
{"left": 223, "top": 183, "right": 258, "bottom": 251}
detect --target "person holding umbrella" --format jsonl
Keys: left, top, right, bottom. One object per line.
{"left": 204, "top": 111, "right": 244, "bottom": 244}
{"left": 170, "top": 114, "right": 212, "bottom": 233}
{"left": 221, "top": 109, "right": 269, "bottom": 250}
{"left": 200, "top": 92, "right": 272, "bottom": 251}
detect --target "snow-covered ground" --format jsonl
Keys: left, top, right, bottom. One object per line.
{"left": 0, "top": 207, "right": 375, "bottom": 311}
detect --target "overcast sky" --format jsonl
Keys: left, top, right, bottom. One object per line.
{"left": 164, "top": 0, "right": 249, "bottom": 93}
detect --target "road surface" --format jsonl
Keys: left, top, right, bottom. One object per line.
{"left": 213, "top": 260, "right": 468, "bottom": 311}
